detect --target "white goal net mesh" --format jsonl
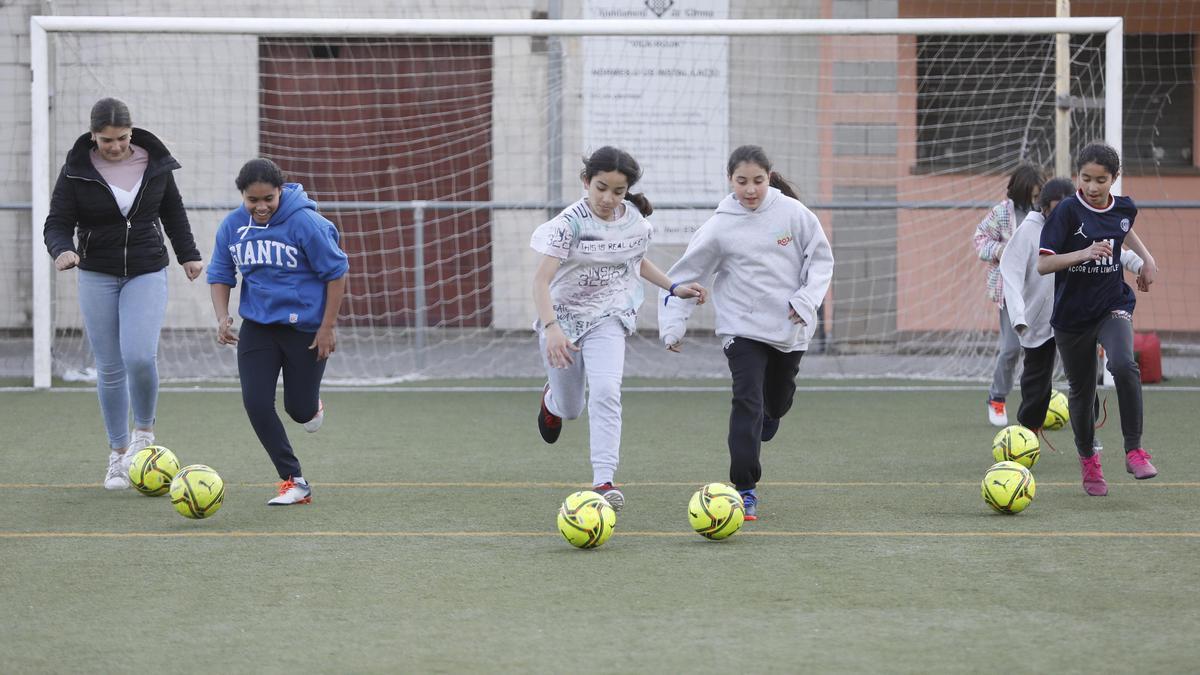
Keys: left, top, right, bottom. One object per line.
{"left": 32, "top": 18, "right": 1200, "bottom": 382}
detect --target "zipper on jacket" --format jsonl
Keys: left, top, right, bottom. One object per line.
{"left": 67, "top": 160, "right": 152, "bottom": 278}
{"left": 124, "top": 172, "right": 151, "bottom": 278}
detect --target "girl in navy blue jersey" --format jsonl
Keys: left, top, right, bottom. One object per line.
{"left": 208, "top": 158, "right": 349, "bottom": 505}
{"left": 1037, "top": 143, "right": 1159, "bottom": 496}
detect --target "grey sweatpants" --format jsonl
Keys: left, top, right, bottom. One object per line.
{"left": 1054, "top": 311, "right": 1143, "bottom": 456}
{"left": 989, "top": 305, "right": 1022, "bottom": 400}
{"left": 539, "top": 317, "right": 626, "bottom": 486}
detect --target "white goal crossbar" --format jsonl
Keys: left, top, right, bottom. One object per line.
{"left": 29, "top": 15, "right": 1124, "bottom": 388}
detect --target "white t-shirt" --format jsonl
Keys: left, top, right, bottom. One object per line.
{"left": 90, "top": 144, "right": 147, "bottom": 217}
{"left": 529, "top": 198, "right": 652, "bottom": 342}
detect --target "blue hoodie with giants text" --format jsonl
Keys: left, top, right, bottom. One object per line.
{"left": 207, "top": 183, "right": 349, "bottom": 332}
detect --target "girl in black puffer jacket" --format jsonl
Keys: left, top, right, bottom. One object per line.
{"left": 43, "top": 98, "right": 203, "bottom": 490}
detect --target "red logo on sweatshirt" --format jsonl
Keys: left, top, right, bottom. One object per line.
{"left": 777, "top": 235, "right": 792, "bottom": 247}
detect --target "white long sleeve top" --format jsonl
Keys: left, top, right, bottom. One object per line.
{"left": 658, "top": 187, "right": 833, "bottom": 352}
{"left": 1000, "top": 210, "right": 1143, "bottom": 349}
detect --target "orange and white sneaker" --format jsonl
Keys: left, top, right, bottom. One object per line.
{"left": 303, "top": 400, "right": 324, "bottom": 433}
{"left": 987, "top": 398, "right": 1008, "bottom": 427}
{"left": 267, "top": 477, "right": 312, "bottom": 505}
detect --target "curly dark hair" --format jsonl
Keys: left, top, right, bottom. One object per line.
{"left": 1076, "top": 142, "right": 1121, "bottom": 177}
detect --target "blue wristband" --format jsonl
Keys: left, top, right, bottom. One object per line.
{"left": 665, "top": 282, "right": 681, "bottom": 306}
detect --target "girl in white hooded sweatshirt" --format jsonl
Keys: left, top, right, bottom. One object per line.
{"left": 659, "top": 145, "right": 833, "bottom": 520}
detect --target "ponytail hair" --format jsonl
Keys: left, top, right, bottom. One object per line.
{"left": 624, "top": 192, "right": 653, "bottom": 217}
{"left": 580, "top": 145, "right": 653, "bottom": 216}
{"left": 769, "top": 171, "right": 799, "bottom": 200}
{"left": 727, "top": 144, "right": 801, "bottom": 200}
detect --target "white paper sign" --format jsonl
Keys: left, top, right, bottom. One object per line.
{"left": 584, "top": 0, "right": 730, "bottom": 243}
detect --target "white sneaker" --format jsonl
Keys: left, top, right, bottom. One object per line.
{"left": 267, "top": 478, "right": 312, "bottom": 505}
{"left": 987, "top": 399, "right": 1008, "bottom": 427}
{"left": 124, "top": 429, "right": 155, "bottom": 473}
{"left": 129, "top": 429, "right": 155, "bottom": 455}
{"left": 104, "top": 451, "right": 130, "bottom": 490}
{"left": 302, "top": 400, "right": 324, "bottom": 433}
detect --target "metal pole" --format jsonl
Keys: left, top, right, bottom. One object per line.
{"left": 1055, "top": 0, "right": 1071, "bottom": 178}
{"left": 546, "top": 0, "right": 563, "bottom": 217}
{"left": 30, "top": 18, "right": 51, "bottom": 389}
{"left": 1106, "top": 21, "right": 1123, "bottom": 194}
{"left": 412, "top": 202, "right": 426, "bottom": 371}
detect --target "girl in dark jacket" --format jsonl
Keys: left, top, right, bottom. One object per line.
{"left": 43, "top": 98, "right": 203, "bottom": 490}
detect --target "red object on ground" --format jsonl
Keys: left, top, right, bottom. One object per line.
{"left": 1133, "top": 332, "right": 1163, "bottom": 383}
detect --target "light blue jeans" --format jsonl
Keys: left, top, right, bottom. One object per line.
{"left": 77, "top": 269, "right": 167, "bottom": 450}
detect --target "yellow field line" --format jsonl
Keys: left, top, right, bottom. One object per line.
{"left": 1, "top": 530, "right": 1198, "bottom": 539}
{"left": 4, "top": 481, "right": 1200, "bottom": 489}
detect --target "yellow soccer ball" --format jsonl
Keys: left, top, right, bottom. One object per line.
{"left": 556, "top": 490, "right": 616, "bottom": 549}
{"left": 127, "top": 445, "right": 180, "bottom": 497}
{"left": 981, "top": 460, "right": 1037, "bottom": 514}
{"left": 169, "top": 464, "right": 225, "bottom": 520}
{"left": 1044, "top": 390, "right": 1070, "bottom": 431}
{"left": 992, "top": 424, "right": 1040, "bottom": 469}
{"left": 687, "top": 483, "right": 745, "bottom": 540}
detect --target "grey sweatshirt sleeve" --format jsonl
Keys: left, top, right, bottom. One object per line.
{"left": 659, "top": 221, "right": 722, "bottom": 345}
{"left": 786, "top": 207, "right": 833, "bottom": 328}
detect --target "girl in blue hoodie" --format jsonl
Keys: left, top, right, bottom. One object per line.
{"left": 659, "top": 145, "right": 834, "bottom": 520}
{"left": 208, "top": 158, "right": 349, "bottom": 505}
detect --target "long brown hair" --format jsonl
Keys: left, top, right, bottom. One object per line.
{"left": 726, "top": 144, "right": 799, "bottom": 200}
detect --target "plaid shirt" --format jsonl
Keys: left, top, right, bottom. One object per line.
{"left": 973, "top": 199, "right": 1015, "bottom": 307}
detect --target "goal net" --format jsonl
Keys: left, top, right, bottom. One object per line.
{"left": 28, "top": 15, "right": 1199, "bottom": 385}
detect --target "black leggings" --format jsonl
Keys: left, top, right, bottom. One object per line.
{"left": 1016, "top": 339, "right": 1057, "bottom": 430}
{"left": 1017, "top": 336, "right": 1101, "bottom": 432}
{"left": 723, "top": 337, "right": 804, "bottom": 491}
{"left": 237, "top": 319, "right": 326, "bottom": 480}
{"left": 1054, "top": 312, "right": 1143, "bottom": 456}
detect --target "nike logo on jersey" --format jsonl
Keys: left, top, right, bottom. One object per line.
{"left": 1073, "top": 223, "right": 1088, "bottom": 238}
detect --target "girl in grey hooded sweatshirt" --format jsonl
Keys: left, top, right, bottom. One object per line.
{"left": 659, "top": 145, "right": 833, "bottom": 520}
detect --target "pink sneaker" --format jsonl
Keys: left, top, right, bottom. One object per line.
{"left": 1079, "top": 453, "right": 1108, "bottom": 496}
{"left": 1125, "top": 448, "right": 1158, "bottom": 479}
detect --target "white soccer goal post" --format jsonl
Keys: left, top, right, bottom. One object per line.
{"left": 30, "top": 16, "right": 1126, "bottom": 387}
